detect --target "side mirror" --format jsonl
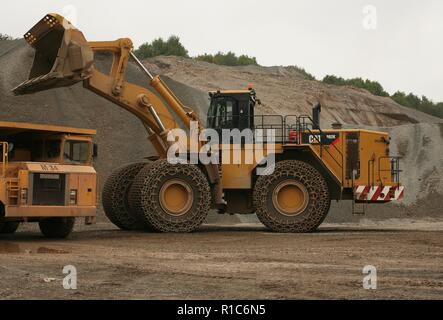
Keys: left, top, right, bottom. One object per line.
{"left": 93, "top": 143, "right": 98, "bottom": 158}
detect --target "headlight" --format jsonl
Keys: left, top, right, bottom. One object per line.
{"left": 20, "top": 188, "right": 28, "bottom": 205}
{"left": 69, "top": 189, "right": 78, "bottom": 205}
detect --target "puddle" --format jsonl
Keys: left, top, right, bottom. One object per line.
{"left": 0, "top": 242, "right": 69, "bottom": 254}
{"left": 36, "top": 247, "right": 69, "bottom": 254}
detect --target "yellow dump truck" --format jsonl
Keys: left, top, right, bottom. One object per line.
{"left": 0, "top": 121, "right": 97, "bottom": 238}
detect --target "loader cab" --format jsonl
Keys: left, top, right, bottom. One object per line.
{"left": 207, "top": 88, "right": 258, "bottom": 132}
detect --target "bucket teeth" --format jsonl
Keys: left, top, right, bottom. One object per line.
{"left": 13, "top": 73, "right": 58, "bottom": 95}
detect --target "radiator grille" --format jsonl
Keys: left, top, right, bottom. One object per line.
{"left": 32, "top": 173, "right": 66, "bottom": 205}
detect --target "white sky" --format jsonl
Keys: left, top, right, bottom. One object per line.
{"left": 2, "top": 0, "right": 442, "bottom": 101}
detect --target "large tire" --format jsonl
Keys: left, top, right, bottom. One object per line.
{"left": 0, "top": 221, "right": 20, "bottom": 234}
{"left": 102, "top": 162, "right": 150, "bottom": 230}
{"left": 253, "top": 160, "right": 330, "bottom": 233}
{"left": 39, "top": 218, "right": 75, "bottom": 239}
{"left": 129, "top": 159, "right": 211, "bottom": 233}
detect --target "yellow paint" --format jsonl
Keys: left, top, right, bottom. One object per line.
{"left": 0, "top": 120, "right": 97, "bottom": 220}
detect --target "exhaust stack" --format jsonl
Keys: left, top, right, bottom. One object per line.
{"left": 312, "top": 102, "right": 321, "bottom": 130}
{"left": 13, "top": 14, "right": 94, "bottom": 95}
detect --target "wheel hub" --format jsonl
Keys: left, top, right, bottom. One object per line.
{"left": 272, "top": 180, "right": 309, "bottom": 216}
{"left": 159, "top": 179, "right": 193, "bottom": 216}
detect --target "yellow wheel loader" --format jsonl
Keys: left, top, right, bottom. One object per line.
{"left": 13, "top": 14, "right": 404, "bottom": 233}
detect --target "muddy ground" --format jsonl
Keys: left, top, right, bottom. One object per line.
{"left": 0, "top": 219, "right": 442, "bottom": 300}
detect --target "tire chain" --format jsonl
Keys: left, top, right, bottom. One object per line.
{"left": 253, "top": 160, "right": 331, "bottom": 232}
{"left": 128, "top": 159, "right": 211, "bottom": 233}
{"left": 102, "top": 162, "right": 150, "bottom": 230}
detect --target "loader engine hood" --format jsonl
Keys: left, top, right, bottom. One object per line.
{"left": 13, "top": 13, "right": 94, "bottom": 95}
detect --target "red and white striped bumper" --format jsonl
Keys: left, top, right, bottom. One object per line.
{"left": 355, "top": 185, "right": 405, "bottom": 202}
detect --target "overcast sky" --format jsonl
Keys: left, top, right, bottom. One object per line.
{"left": 2, "top": 0, "right": 442, "bottom": 101}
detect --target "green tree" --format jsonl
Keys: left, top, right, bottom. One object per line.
{"left": 195, "top": 52, "right": 258, "bottom": 66}
{"left": 391, "top": 91, "right": 408, "bottom": 107}
{"left": 214, "top": 51, "right": 238, "bottom": 66}
{"left": 237, "top": 54, "right": 258, "bottom": 66}
{"left": 0, "top": 33, "right": 13, "bottom": 41}
{"left": 323, "top": 75, "right": 388, "bottom": 96}
{"left": 164, "top": 35, "right": 188, "bottom": 57}
{"left": 323, "top": 75, "right": 346, "bottom": 86}
{"left": 134, "top": 35, "right": 189, "bottom": 59}
{"left": 391, "top": 91, "right": 443, "bottom": 118}
{"left": 325, "top": 77, "right": 442, "bottom": 119}
{"left": 195, "top": 54, "right": 215, "bottom": 64}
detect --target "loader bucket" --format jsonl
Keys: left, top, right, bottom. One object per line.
{"left": 13, "top": 14, "right": 94, "bottom": 95}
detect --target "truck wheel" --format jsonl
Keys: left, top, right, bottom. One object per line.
{"left": 39, "top": 218, "right": 75, "bottom": 239}
{"left": 0, "top": 221, "right": 20, "bottom": 234}
{"left": 102, "top": 162, "right": 151, "bottom": 230}
{"left": 129, "top": 159, "right": 211, "bottom": 233}
{"left": 253, "top": 160, "right": 330, "bottom": 233}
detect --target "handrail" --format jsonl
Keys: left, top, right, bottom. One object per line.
{"left": 207, "top": 114, "right": 286, "bottom": 142}
{"left": 368, "top": 159, "right": 375, "bottom": 187}
{"left": 283, "top": 115, "right": 299, "bottom": 142}
{"left": 1, "top": 142, "right": 8, "bottom": 178}
{"left": 378, "top": 156, "right": 402, "bottom": 187}
{"left": 206, "top": 114, "right": 345, "bottom": 182}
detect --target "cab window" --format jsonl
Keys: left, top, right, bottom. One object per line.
{"left": 63, "top": 140, "right": 90, "bottom": 164}
{"left": 216, "top": 99, "right": 234, "bottom": 128}
{"left": 208, "top": 97, "right": 236, "bottom": 129}
{"left": 45, "top": 140, "right": 61, "bottom": 159}
{"left": 32, "top": 140, "right": 43, "bottom": 160}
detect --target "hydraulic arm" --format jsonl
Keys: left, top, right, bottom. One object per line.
{"left": 13, "top": 13, "right": 223, "bottom": 206}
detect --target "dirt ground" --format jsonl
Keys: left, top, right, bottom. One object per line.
{"left": 0, "top": 220, "right": 442, "bottom": 300}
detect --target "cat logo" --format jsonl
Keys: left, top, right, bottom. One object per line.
{"left": 308, "top": 135, "right": 322, "bottom": 144}
{"left": 302, "top": 132, "right": 340, "bottom": 145}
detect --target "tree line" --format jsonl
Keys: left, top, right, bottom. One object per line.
{"left": 0, "top": 33, "right": 14, "bottom": 41}
{"left": 322, "top": 75, "right": 442, "bottom": 118}
{"left": 195, "top": 52, "right": 258, "bottom": 67}
{"left": 134, "top": 35, "right": 258, "bottom": 67}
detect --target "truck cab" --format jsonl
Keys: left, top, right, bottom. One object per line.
{"left": 0, "top": 121, "right": 97, "bottom": 238}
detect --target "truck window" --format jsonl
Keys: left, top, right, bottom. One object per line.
{"left": 46, "top": 140, "right": 61, "bottom": 159}
{"left": 63, "top": 140, "right": 90, "bottom": 164}
{"left": 32, "top": 140, "right": 43, "bottom": 160}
